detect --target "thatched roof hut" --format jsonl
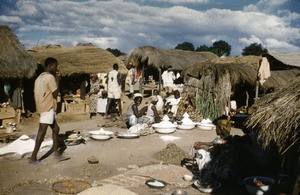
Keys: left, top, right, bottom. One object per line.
{"left": 264, "top": 52, "right": 300, "bottom": 68}
{"left": 184, "top": 55, "right": 300, "bottom": 114}
{"left": 28, "top": 45, "right": 127, "bottom": 76}
{"left": 125, "top": 46, "right": 218, "bottom": 70}
{"left": 0, "top": 25, "right": 37, "bottom": 78}
{"left": 246, "top": 77, "right": 300, "bottom": 155}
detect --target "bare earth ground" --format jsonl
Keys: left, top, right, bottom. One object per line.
{"left": 0, "top": 95, "right": 245, "bottom": 195}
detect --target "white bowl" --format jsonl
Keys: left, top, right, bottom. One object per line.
{"left": 194, "top": 180, "right": 221, "bottom": 193}
{"left": 197, "top": 123, "right": 215, "bottom": 131}
{"left": 177, "top": 124, "right": 195, "bottom": 130}
{"left": 90, "top": 134, "right": 112, "bottom": 140}
{"left": 89, "top": 130, "right": 113, "bottom": 136}
{"left": 154, "top": 127, "right": 176, "bottom": 134}
{"left": 243, "top": 176, "right": 275, "bottom": 195}
{"left": 152, "top": 123, "right": 177, "bottom": 134}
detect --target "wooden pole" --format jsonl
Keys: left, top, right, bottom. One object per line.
{"left": 255, "top": 80, "right": 259, "bottom": 102}
{"left": 158, "top": 68, "right": 162, "bottom": 92}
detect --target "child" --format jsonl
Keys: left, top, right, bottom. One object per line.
{"left": 145, "top": 95, "right": 161, "bottom": 124}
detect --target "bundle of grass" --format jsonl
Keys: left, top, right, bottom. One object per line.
{"left": 247, "top": 77, "right": 300, "bottom": 155}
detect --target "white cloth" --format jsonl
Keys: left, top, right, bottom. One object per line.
{"left": 107, "top": 70, "right": 121, "bottom": 98}
{"left": 196, "top": 149, "right": 211, "bottom": 171}
{"left": 162, "top": 70, "right": 175, "bottom": 88}
{"left": 166, "top": 97, "right": 182, "bottom": 116}
{"left": 97, "top": 98, "right": 107, "bottom": 113}
{"left": 258, "top": 57, "right": 271, "bottom": 85}
{"left": 39, "top": 108, "right": 56, "bottom": 124}
{"left": 0, "top": 135, "right": 52, "bottom": 156}
{"left": 230, "top": 100, "right": 237, "bottom": 110}
{"left": 155, "top": 95, "right": 164, "bottom": 111}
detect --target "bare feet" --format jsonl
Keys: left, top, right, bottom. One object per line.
{"left": 28, "top": 158, "right": 44, "bottom": 165}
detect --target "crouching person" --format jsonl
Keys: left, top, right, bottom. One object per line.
{"left": 126, "top": 93, "right": 147, "bottom": 127}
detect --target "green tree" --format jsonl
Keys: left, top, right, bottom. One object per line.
{"left": 175, "top": 42, "right": 195, "bottom": 51}
{"left": 196, "top": 44, "right": 210, "bottom": 52}
{"left": 106, "top": 48, "right": 125, "bottom": 57}
{"left": 210, "top": 40, "right": 231, "bottom": 57}
{"left": 242, "top": 43, "right": 268, "bottom": 56}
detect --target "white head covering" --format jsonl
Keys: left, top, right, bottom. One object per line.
{"left": 133, "top": 93, "right": 143, "bottom": 99}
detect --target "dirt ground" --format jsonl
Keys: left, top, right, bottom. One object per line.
{"left": 0, "top": 95, "right": 245, "bottom": 195}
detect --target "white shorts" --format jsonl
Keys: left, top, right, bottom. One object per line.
{"left": 39, "top": 109, "right": 56, "bottom": 124}
{"left": 108, "top": 90, "right": 121, "bottom": 99}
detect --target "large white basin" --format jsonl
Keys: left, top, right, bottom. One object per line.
{"left": 197, "top": 123, "right": 215, "bottom": 131}
{"left": 152, "top": 123, "right": 177, "bottom": 134}
{"left": 177, "top": 123, "right": 196, "bottom": 130}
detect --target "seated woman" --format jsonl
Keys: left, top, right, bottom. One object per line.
{"left": 163, "top": 90, "right": 181, "bottom": 119}
{"left": 152, "top": 89, "right": 164, "bottom": 114}
{"left": 126, "top": 93, "right": 147, "bottom": 127}
{"left": 144, "top": 96, "right": 161, "bottom": 124}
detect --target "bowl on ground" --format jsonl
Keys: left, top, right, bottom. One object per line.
{"left": 177, "top": 123, "right": 195, "bottom": 130}
{"left": 89, "top": 130, "right": 113, "bottom": 136}
{"left": 171, "top": 189, "right": 188, "bottom": 195}
{"left": 152, "top": 124, "right": 177, "bottom": 134}
{"left": 194, "top": 180, "right": 221, "bottom": 193}
{"left": 90, "top": 134, "right": 112, "bottom": 140}
{"left": 197, "top": 123, "right": 215, "bottom": 131}
{"left": 145, "top": 179, "right": 167, "bottom": 189}
{"left": 243, "top": 176, "right": 275, "bottom": 195}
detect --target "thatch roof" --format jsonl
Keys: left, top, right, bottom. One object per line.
{"left": 185, "top": 55, "right": 300, "bottom": 89}
{"left": 125, "top": 46, "right": 218, "bottom": 70}
{"left": 184, "top": 56, "right": 300, "bottom": 114}
{"left": 246, "top": 77, "right": 300, "bottom": 154}
{"left": 28, "top": 45, "right": 127, "bottom": 76}
{"left": 265, "top": 52, "right": 300, "bottom": 68}
{"left": 0, "top": 25, "right": 37, "bottom": 78}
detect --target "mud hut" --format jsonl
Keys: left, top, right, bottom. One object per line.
{"left": 28, "top": 45, "right": 127, "bottom": 76}
{"left": 0, "top": 25, "right": 37, "bottom": 111}
{"left": 0, "top": 25, "right": 37, "bottom": 79}
{"left": 125, "top": 46, "right": 218, "bottom": 90}
{"left": 246, "top": 77, "right": 300, "bottom": 193}
{"left": 184, "top": 55, "right": 300, "bottom": 115}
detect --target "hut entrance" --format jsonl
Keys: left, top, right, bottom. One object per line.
{"left": 233, "top": 82, "right": 255, "bottom": 112}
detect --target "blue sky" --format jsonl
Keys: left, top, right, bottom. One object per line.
{"left": 0, "top": 0, "right": 299, "bottom": 56}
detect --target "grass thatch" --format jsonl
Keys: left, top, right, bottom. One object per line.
{"left": 28, "top": 45, "right": 127, "bottom": 76}
{"left": 125, "top": 46, "right": 218, "bottom": 70}
{"left": 246, "top": 77, "right": 300, "bottom": 154}
{"left": 184, "top": 56, "right": 300, "bottom": 115}
{"left": 0, "top": 25, "right": 37, "bottom": 78}
{"left": 266, "top": 52, "right": 300, "bottom": 68}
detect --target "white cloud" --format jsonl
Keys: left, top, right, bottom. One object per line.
{"left": 153, "top": 0, "right": 210, "bottom": 4}
{"left": 265, "top": 38, "right": 300, "bottom": 52}
{"left": 0, "top": 15, "right": 22, "bottom": 23}
{"left": 239, "top": 35, "right": 263, "bottom": 46}
{"left": 244, "top": 0, "right": 289, "bottom": 13}
{"left": 3, "top": 0, "right": 299, "bottom": 55}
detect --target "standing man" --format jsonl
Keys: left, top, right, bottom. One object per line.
{"left": 125, "top": 63, "right": 136, "bottom": 98}
{"left": 29, "top": 57, "right": 68, "bottom": 165}
{"left": 105, "top": 63, "right": 122, "bottom": 119}
{"left": 161, "top": 66, "right": 175, "bottom": 89}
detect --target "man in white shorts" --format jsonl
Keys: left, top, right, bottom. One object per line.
{"left": 105, "top": 63, "right": 122, "bottom": 118}
{"left": 29, "top": 57, "right": 69, "bottom": 165}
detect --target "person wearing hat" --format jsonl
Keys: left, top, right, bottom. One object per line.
{"left": 144, "top": 95, "right": 161, "bottom": 124}
{"left": 216, "top": 119, "right": 232, "bottom": 139}
{"left": 125, "top": 93, "right": 147, "bottom": 127}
